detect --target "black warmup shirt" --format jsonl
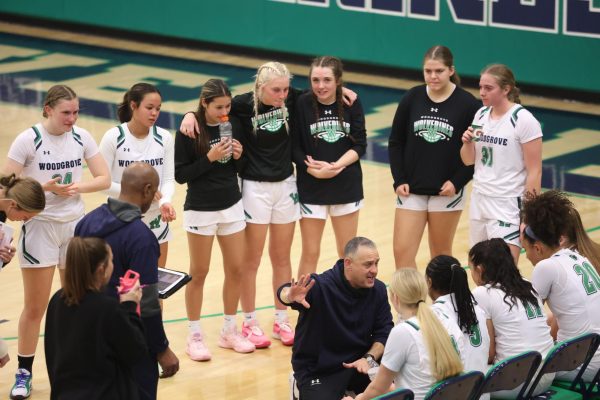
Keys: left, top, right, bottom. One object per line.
{"left": 45, "top": 291, "right": 146, "bottom": 400}
{"left": 388, "top": 85, "right": 480, "bottom": 195}
{"left": 293, "top": 93, "right": 367, "bottom": 205}
{"left": 232, "top": 88, "right": 303, "bottom": 182}
{"left": 175, "top": 115, "right": 243, "bottom": 211}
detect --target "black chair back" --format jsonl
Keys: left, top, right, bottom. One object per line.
{"left": 474, "top": 350, "right": 542, "bottom": 400}
{"left": 524, "top": 332, "right": 600, "bottom": 398}
{"left": 373, "top": 387, "right": 414, "bottom": 400}
{"left": 424, "top": 371, "right": 484, "bottom": 400}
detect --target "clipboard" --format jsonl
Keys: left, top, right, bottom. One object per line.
{"left": 157, "top": 267, "right": 191, "bottom": 299}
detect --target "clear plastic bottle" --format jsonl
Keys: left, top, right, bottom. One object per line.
{"left": 219, "top": 115, "right": 233, "bottom": 155}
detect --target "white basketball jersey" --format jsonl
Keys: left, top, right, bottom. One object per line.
{"left": 473, "top": 285, "right": 553, "bottom": 362}
{"left": 471, "top": 105, "right": 542, "bottom": 197}
{"left": 430, "top": 302, "right": 468, "bottom": 369}
{"left": 100, "top": 123, "right": 175, "bottom": 215}
{"left": 382, "top": 317, "right": 435, "bottom": 400}
{"left": 7, "top": 123, "right": 99, "bottom": 222}
{"left": 432, "top": 294, "right": 491, "bottom": 374}
{"left": 532, "top": 248, "right": 600, "bottom": 340}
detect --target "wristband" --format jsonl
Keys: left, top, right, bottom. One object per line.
{"left": 277, "top": 282, "right": 293, "bottom": 306}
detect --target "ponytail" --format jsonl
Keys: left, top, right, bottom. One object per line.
{"left": 426, "top": 255, "right": 478, "bottom": 334}
{"left": 391, "top": 269, "right": 463, "bottom": 381}
{"left": 416, "top": 300, "right": 464, "bottom": 381}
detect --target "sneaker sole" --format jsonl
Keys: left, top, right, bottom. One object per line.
{"left": 10, "top": 391, "right": 31, "bottom": 400}
{"left": 186, "top": 349, "right": 211, "bottom": 362}
{"left": 272, "top": 332, "right": 294, "bottom": 346}
{"left": 250, "top": 340, "right": 271, "bottom": 349}
{"left": 218, "top": 340, "right": 256, "bottom": 353}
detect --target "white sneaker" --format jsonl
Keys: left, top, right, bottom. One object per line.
{"left": 10, "top": 368, "right": 32, "bottom": 400}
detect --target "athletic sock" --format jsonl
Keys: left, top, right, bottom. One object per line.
{"left": 188, "top": 320, "right": 202, "bottom": 335}
{"left": 222, "top": 315, "right": 236, "bottom": 332}
{"left": 17, "top": 355, "right": 34, "bottom": 374}
{"left": 244, "top": 311, "right": 257, "bottom": 324}
{"left": 274, "top": 310, "right": 288, "bottom": 324}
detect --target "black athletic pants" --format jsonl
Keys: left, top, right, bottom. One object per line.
{"left": 298, "top": 368, "right": 371, "bottom": 400}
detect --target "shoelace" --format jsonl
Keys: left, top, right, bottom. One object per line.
{"left": 229, "top": 332, "right": 247, "bottom": 344}
{"left": 14, "top": 373, "right": 30, "bottom": 388}
{"left": 278, "top": 322, "right": 292, "bottom": 332}
{"left": 190, "top": 334, "right": 207, "bottom": 346}
{"left": 248, "top": 325, "right": 264, "bottom": 337}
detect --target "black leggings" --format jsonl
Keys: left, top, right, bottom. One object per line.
{"left": 298, "top": 368, "right": 371, "bottom": 400}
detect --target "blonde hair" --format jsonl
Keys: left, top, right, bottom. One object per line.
{"left": 390, "top": 268, "right": 463, "bottom": 381}
{"left": 566, "top": 207, "right": 600, "bottom": 274}
{"left": 481, "top": 64, "right": 521, "bottom": 104}
{"left": 43, "top": 84, "right": 77, "bottom": 118}
{"left": 252, "top": 61, "right": 292, "bottom": 133}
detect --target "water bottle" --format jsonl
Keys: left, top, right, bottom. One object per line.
{"left": 219, "top": 115, "right": 233, "bottom": 155}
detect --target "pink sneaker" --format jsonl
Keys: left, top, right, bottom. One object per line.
{"left": 186, "top": 332, "right": 212, "bottom": 361}
{"left": 273, "top": 320, "right": 295, "bottom": 346}
{"left": 218, "top": 329, "right": 256, "bottom": 353}
{"left": 241, "top": 321, "right": 271, "bottom": 348}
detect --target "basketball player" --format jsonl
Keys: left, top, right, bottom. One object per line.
{"left": 461, "top": 64, "right": 543, "bottom": 263}
{"left": 389, "top": 46, "right": 479, "bottom": 268}
{"left": 522, "top": 190, "right": 600, "bottom": 382}
{"left": 180, "top": 62, "right": 357, "bottom": 348}
{"left": 293, "top": 56, "right": 366, "bottom": 278}
{"left": 100, "top": 82, "right": 175, "bottom": 267}
{"left": 4, "top": 84, "right": 110, "bottom": 399}
{"left": 470, "top": 239, "right": 554, "bottom": 398}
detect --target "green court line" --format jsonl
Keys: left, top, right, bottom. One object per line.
{"left": 1, "top": 305, "right": 276, "bottom": 341}
{"left": 2, "top": 225, "right": 599, "bottom": 341}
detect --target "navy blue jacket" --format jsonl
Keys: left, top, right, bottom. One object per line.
{"left": 74, "top": 198, "right": 168, "bottom": 355}
{"left": 290, "top": 260, "right": 393, "bottom": 384}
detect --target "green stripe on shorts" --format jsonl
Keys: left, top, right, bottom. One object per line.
{"left": 21, "top": 225, "right": 40, "bottom": 264}
{"left": 504, "top": 230, "right": 520, "bottom": 241}
{"left": 446, "top": 188, "right": 464, "bottom": 208}
{"left": 300, "top": 203, "right": 312, "bottom": 214}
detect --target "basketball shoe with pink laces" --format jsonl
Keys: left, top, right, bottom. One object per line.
{"left": 241, "top": 321, "right": 272, "bottom": 348}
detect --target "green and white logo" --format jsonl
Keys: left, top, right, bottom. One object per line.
{"left": 254, "top": 108, "right": 286, "bottom": 133}
{"left": 310, "top": 120, "right": 349, "bottom": 143}
{"left": 413, "top": 119, "right": 454, "bottom": 143}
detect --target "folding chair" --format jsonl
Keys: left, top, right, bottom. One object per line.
{"left": 373, "top": 387, "right": 414, "bottom": 400}
{"left": 424, "top": 370, "right": 484, "bottom": 400}
{"left": 547, "top": 333, "right": 600, "bottom": 400}
{"left": 525, "top": 332, "right": 600, "bottom": 400}
{"left": 470, "top": 350, "right": 542, "bottom": 400}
